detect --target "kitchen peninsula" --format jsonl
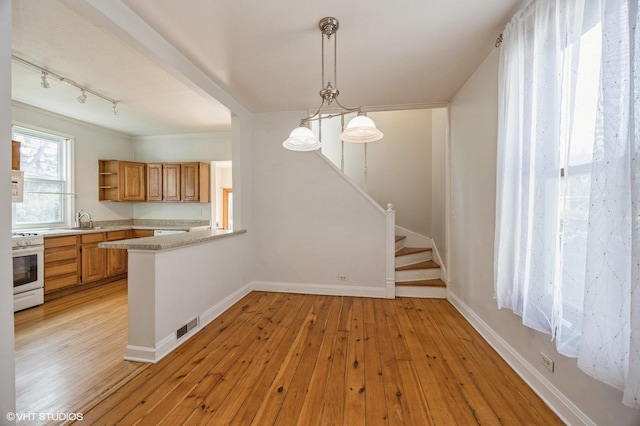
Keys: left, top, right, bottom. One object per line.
{"left": 99, "top": 228, "right": 248, "bottom": 364}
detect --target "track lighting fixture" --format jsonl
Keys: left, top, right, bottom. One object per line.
{"left": 77, "top": 89, "right": 87, "bottom": 104}
{"left": 13, "top": 55, "right": 120, "bottom": 115}
{"left": 40, "top": 71, "right": 50, "bottom": 89}
{"left": 283, "top": 17, "right": 383, "bottom": 151}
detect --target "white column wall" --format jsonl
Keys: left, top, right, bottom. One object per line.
{"left": 449, "top": 48, "right": 640, "bottom": 426}
{"left": 1, "top": 0, "right": 16, "bottom": 420}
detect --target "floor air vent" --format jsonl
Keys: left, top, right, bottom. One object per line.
{"left": 176, "top": 316, "right": 199, "bottom": 340}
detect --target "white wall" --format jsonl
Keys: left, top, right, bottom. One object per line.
{"left": 12, "top": 102, "right": 135, "bottom": 222}
{"left": 132, "top": 133, "right": 231, "bottom": 221}
{"left": 431, "top": 108, "right": 448, "bottom": 270}
{"left": 1, "top": 1, "right": 16, "bottom": 420}
{"left": 449, "top": 48, "right": 640, "bottom": 426}
{"left": 251, "top": 111, "right": 387, "bottom": 296}
{"left": 320, "top": 109, "right": 433, "bottom": 237}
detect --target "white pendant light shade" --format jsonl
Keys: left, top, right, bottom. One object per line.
{"left": 340, "top": 115, "right": 383, "bottom": 143}
{"left": 282, "top": 126, "right": 322, "bottom": 151}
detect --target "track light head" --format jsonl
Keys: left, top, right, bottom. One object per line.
{"left": 77, "top": 89, "right": 87, "bottom": 104}
{"left": 40, "top": 71, "right": 50, "bottom": 89}
{"left": 112, "top": 102, "right": 119, "bottom": 115}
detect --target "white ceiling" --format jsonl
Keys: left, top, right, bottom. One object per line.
{"left": 11, "top": 0, "right": 519, "bottom": 137}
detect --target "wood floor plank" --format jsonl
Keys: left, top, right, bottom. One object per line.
{"left": 294, "top": 297, "right": 344, "bottom": 426}
{"left": 392, "top": 298, "right": 461, "bottom": 424}
{"left": 17, "top": 287, "right": 562, "bottom": 425}
{"left": 271, "top": 296, "right": 334, "bottom": 425}
{"left": 81, "top": 291, "right": 279, "bottom": 424}
{"left": 362, "top": 299, "right": 390, "bottom": 425}
{"left": 14, "top": 280, "right": 148, "bottom": 423}
{"left": 317, "top": 297, "right": 353, "bottom": 425}
{"left": 343, "top": 297, "right": 366, "bottom": 426}
{"left": 193, "top": 294, "right": 318, "bottom": 424}
{"left": 113, "top": 292, "right": 291, "bottom": 424}
{"left": 372, "top": 298, "right": 410, "bottom": 425}
{"left": 426, "top": 299, "right": 564, "bottom": 425}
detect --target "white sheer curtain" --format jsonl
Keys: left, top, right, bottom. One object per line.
{"left": 495, "top": 0, "right": 640, "bottom": 408}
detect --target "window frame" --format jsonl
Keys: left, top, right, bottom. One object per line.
{"left": 11, "top": 124, "right": 74, "bottom": 230}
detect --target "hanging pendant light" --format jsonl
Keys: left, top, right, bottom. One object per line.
{"left": 340, "top": 114, "right": 383, "bottom": 143}
{"left": 283, "top": 126, "right": 322, "bottom": 151}
{"left": 283, "top": 17, "right": 382, "bottom": 151}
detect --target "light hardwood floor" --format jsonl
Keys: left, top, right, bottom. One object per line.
{"left": 14, "top": 280, "right": 148, "bottom": 424}
{"left": 15, "top": 282, "right": 562, "bottom": 425}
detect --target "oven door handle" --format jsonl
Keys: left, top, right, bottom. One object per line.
{"left": 12, "top": 246, "right": 44, "bottom": 256}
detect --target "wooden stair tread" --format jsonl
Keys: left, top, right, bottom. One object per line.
{"left": 396, "top": 260, "right": 439, "bottom": 271}
{"left": 395, "top": 247, "right": 432, "bottom": 256}
{"left": 396, "top": 279, "right": 446, "bottom": 288}
{"left": 395, "top": 235, "right": 407, "bottom": 243}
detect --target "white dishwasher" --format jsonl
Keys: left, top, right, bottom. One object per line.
{"left": 153, "top": 229, "right": 187, "bottom": 236}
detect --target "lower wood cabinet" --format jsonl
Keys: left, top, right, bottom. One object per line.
{"left": 80, "top": 233, "right": 106, "bottom": 283}
{"left": 44, "top": 235, "right": 79, "bottom": 294}
{"left": 44, "top": 229, "right": 132, "bottom": 294}
{"left": 105, "top": 230, "right": 129, "bottom": 276}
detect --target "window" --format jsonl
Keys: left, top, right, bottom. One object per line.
{"left": 12, "top": 126, "right": 73, "bottom": 230}
{"left": 495, "top": 0, "right": 639, "bottom": 407}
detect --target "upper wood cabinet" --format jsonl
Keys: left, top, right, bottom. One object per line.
{"left": 99, "top": 160, "right": 146, "bottom": 202}
{"left": 101, "top": 160, "right": 209, "bottom": 203}
{"left": 163, "top": 163, "right": 182, "bottom": 201}
{"left": 183, "top": 162, "right": 209, "bottom": 203}
{"left": 12, "top": 141, "right": 20, "bottom": 170}
{"left": 145, "top": 161, "right": 209, "bottom": 203}
{"left": 146, "top": 163, "right": 163, "bottom": 201}
{"left": 119, "top": 161, "right": 146, "bottom": 201}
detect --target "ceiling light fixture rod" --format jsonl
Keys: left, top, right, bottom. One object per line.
{"left": 12, "top": 54, "right": 120, "bottom": 110}
{"left": 283, "top": 17, "right": 383, "bottom": 151}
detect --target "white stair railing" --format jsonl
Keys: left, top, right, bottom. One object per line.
{"left": 385, "top": 203, "right": 396, "bottom": 299}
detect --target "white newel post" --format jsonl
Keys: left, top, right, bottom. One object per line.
{"left": 385, "top": 203, "right": 396, "bottom": 299}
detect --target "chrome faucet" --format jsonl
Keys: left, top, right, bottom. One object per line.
{"left": 76, "top": 209, "right": 93, "bottom": 228}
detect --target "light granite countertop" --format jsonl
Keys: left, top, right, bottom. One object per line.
{"left": 27, "top": 219, "right": 211, "bottom": 237}
{"left": 98, "top": 229, "right": 246, "bottom": 251}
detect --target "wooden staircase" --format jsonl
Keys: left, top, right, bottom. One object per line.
{"left": 395, "top": 235, "right": 446, "bottom": 298}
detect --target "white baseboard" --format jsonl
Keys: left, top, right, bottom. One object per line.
{"left": 125, "top": 282, "right": 253, "bottom": 364}
{"left": 251, "top": 281, "right": 387, "bottom": 299}
{"left": 447, "top": 292, "right": 594, "bottom": 426}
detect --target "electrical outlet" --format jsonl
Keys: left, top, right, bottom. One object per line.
{"left": 338, "top": 275, "right": 348, "bottom": 281}
{"left": 541, "top": 352, "right": 554, "bottom": 372}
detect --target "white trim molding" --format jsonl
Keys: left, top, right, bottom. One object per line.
{"left": 251, "top": 281, "right": 387, "bottom": 299}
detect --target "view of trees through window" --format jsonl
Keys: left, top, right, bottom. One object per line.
{"left": 12, "top": 126, "right": 72, "bottom": 229}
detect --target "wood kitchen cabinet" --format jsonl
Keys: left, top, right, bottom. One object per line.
{"left": 145, "top": 161, "right": 209, "bottom": 202}
{"left": 132, "top": 229, "right": 155, "bottom": 238}
{"left": 80, "top": 233, "right": 106, "bottom": 283}
{"left": 44, "top": 229, "right": 132, "bottom": 297}
{"left": 105, "top": 230, "right": 129, "bottom": 276}
{"left": 44, "top": 235, "right": 79, "bottom": 294}
{"left": 12, "top": 140, "right": 20, "bottom": 170}
{"left": 147, "top": 163, "right": 181, "bottom": 201}
{"left": 182, "top": 162, "right": 209, "bottom": 202}
{"left": 146, "top": 163, "right": 163, "bottom": 201}
{"left": 98, "top": 160, "right": 146, "bottom": 202}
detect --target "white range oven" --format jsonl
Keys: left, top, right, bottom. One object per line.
{"left": 12, "top": 232, "right": 44, "bottom": 312}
